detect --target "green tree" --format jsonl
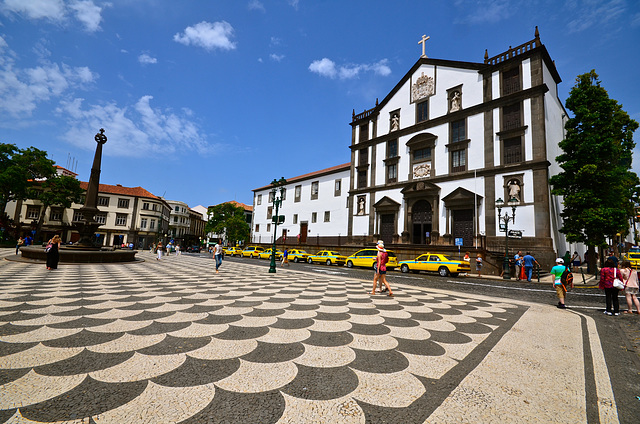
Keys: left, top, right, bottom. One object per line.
{"left": 206, "top": 203, "right": 250, "bottom": 245}
{"left": 29, "top": 175, "right": 84, "bottom": 241}
{"left": 550, "top": 70, "right": 639, "bottom": 272}
{"left": 0, "top": 144, "right": 56, "bottom": 232}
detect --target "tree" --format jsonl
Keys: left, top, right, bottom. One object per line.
{"left": 206, "top": 203, "right": 250, "bottom": 245}
{"left": 550, "top": 70, "right": 639, "bottom": 272}
{"left": 29, "top": 175, "right": 84, "bottom": 241}
{"left": 0, "top": 144, "right": 56, "bottom": 234}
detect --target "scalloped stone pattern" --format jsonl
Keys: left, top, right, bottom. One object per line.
{"left": 0, "top": 255, "right": 523, "bottom": 423}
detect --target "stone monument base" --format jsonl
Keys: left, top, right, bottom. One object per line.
{"left": 19, "top": 246, "right": 139, "bottom": 263}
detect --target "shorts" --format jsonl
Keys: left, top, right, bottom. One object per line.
{"left": 555, "top": 284, "right": 566, "bottom": 299}
{"left": 377, "top": 270, "right": 386, "bottom": 275}
{"left": 625, "top": 286, "right": 639, "bottom": 295}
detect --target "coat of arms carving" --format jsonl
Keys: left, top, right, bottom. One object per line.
{"left": 411, "top": 72, "right": 434, "bottom": 102}
{"left": 413, "top": 162, "right": 431, "bottom": 179}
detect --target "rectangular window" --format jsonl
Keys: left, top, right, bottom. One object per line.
{"left": 387, "top": 163, "right": 397, "bottom": 183}
{"left": 503, "top": 137, "right": 522, "bottom": 164}
{"left": 324, "top": 211, "right": 330, "bottom": 222}
{"left": 174, "top": 206, "right": 179, "bottom": 212}
{"left": 255, "top": 224, "right": 260, "bottom": 232}
{"left": 268, "top": 191, "right": 274, "bottom": 203}
{"left": 150, "top": 219, "right": 155, "bottom": 229}
{"left": 98, "top": 196, "right": 109, "bottom": 206}
{"left": 359, "top": 122, "right": 369, "bottom": 142}
{"left": 358, "top": 170, "right": 367, "bottom": 189}
{"left": 359, "top": 148, "right": 368, "bottom": 166}
{"left": 311, "top": 212, "right": 317, "bottom": 223}
{"left": 413, "top": 147, "right": 431, "bottom": 161}
{"left": 502, "top": 67, "right": 520, "bottom": 95}
{"left": 140, "top": 218, "right": 147, "bottom": 229}
{"left": 49, "top": 208, "right": 63, "bottom": 221}
{"left": 267, "top": 207, "right": 273, "bottom": 219}
{"left": 293, "top": 214, "right": 298, "bottom": 224}
{"left": 115, "top": 214, "right": 127, "bottom": 226}
{"left": 451, "top": 119, "right": 466, "bottom": 143}
{"left": 452, "top": 149, "right": 466, "bottom": 172}
{"left": 295, "top": 185, "right": 301, "bottom": 202}
{"left": 117, "top": 198, "right": 130, "bottom": 209}
{"left": 416, "top": 100, "right": 428, "bottom": 123}
{"left": 152, "top": 204, "right": 158, "bottom": 211}
{"left": 387, "top": 140, "right": 398, "bottom": 158}
{"left": 73, "top": 210, "right": 83, "bottom": 222}
{"left": 142, "top": 202, "right": 149, "bottom": 210}
{"left": 503, "top": 103, "right": 521, "bottom": 130}
{"left": 257, "top": 194, "right": 262, "bottom": 205}
{"left": 173, "top": 216, "right": 178, "bottom": 223}
{"left": 281, "top": 188, "right": 286, "bottom": 201}
{"left": 334, "top": 179, "right": 341, "bottom": 197}
{"left": 267, "top": 223, "right": 271, "bottom": 232}
{"left": 311, "top": 181, "right": 319, "bottom": 200}
{"left": 26, "top": 207, "right": 40, "bottom": 220}
{"left": 93, "top": 213, "right": 106, "bottom": 224}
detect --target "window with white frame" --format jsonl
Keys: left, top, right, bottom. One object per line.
{"left": 334, "top": 179, "right": 341, "bottom": 197}
{"left": 27, "top": 207, "right": 40, "bottom": 220}
{"left": 295, "top": 185, "right": 301, "bottom": 202}
{"left": 311, "top": 212, "right": 317, "bottom": 223}
{"left": 98, "top": 196, "right": 109, "bottom": 206}
{"left": 324, "top": 211, "right": 330, "bottom": 222}
{"left": 293, "top": 214, "right": 298, "bottom": 224}
{"left": 257, "top": 194, "right": 262, "bottom": 205}
{"left": 140, "top": 218, "right": 147, "bottom": 229}
{"left": 150, "top": 219, "right": 155, "bottom": 229}
{"left": 73, "top": 210, "right": 84, "bottom": 221}
{"left": 117, "top": 198, "right": 130, "bottom": 208}
{"left": 115, "top": 214, "right": 127, "bottom": 226}
{"left": 49, "top": 208, "right": 63, "bottom": 221}
{"left": 142, "top": 202, "right": 150, "bottom": 210}
{"left": 95, "top": 214, "right": 107, "bottom": 225}
{"left": 311, "top": 181, "right": 319, "bottom": 200}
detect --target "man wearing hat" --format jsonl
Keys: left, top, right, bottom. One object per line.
{"left": 550, "top": 258, "right": 569, "bottom": 309}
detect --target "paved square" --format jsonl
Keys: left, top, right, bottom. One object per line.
{"left": 0, "top": 253, "right": 618, "bottom": 423}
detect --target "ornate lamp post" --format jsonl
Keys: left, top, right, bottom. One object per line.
{"left": 496, "top": 197, "right": 519, "bottom": 279}
{"left": 268, "top": 177, "right": 287, "bottom": 273}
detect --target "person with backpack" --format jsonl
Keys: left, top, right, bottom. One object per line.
{"left": 550, "top": 258, "right": 572, "bottom": 309}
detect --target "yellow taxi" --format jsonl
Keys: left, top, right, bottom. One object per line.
{"left": 346, "top": 248, "right": 398, "bottom": 271}
{"left": 286, "top": 249, "right": 310, "bottom": 263}
{"left": 399, "top": 253, "right": 471, "bottom": 277}
{"left": 241, "top": 246, "right": 265, "bottom": 258}
{"left": 623, "top": 248, "right": 640, "bottom": 269}
{"left": 259, "top": 248, "right": 283, "bottom": 260}
{"left": 224, "top": 246, "right": 243, "bottom": 257}
{"left": 307, "top": 250, "right": 347, "bottom": 266}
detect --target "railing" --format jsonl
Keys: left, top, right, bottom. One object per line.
{"left": 484, "top": 37, "right": 540, "bottom": 65}
{"left": 353, "top": 107, "right": 375, "bottom": 122}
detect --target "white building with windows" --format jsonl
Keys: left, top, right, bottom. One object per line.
{"left": 166, "top": 200, "right": 190, "bottom": 244}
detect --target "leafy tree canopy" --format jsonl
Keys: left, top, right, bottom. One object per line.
{"left": 206, "top": 203, "right": 250, "bottom": 245}
{"left": 550, "top": 70, "right": 639, "bottom": 248}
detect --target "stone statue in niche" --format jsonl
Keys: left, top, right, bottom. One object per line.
{"left": 357, "top": 196, "right": 366, "bottom": 215}
{"left": 391, "top": 114, "right": 399, "bottom": 131}
{"left": 507, "top": 179, "right": 521, "bottom": 202}
{"left": 450, "top": 91, "right": 461, "bottom": 112}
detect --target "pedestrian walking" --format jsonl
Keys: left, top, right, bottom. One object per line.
{"left": 599, "top": 258, "right": 620, "bottom": 316}
{"left": 620, "top": 260, "right": 640, "bottom": 314}
{"left": 176, "top": 244, "right": 181, "bottom": 256}
{"left": 214, "top": 240, "right": 223, "bottom": 273}
{"left": 522, "top": 252, "right": 540, "bottom": 282}
{"left": 371, "top": 240, "right": 393, "bottom": 296}
{"left": 571, "top": 251, "right": 581, "bottom": 268}
{"left": 475, "top": 253, "right": 483, "bottom": 277}
{"left": 514, "top": 250, "right": 523, "bottom": 280}
{"left": 281, "top": 248, "right": 289, "bottom": 267}
{"left": 550, "top": 258, "right": 570, "bottom": 309}
{"left": 16, "top": 236, "right": 24, "bottom": 255}
{"left": 156, "top": 242, "right": 163, "bottom": 260}
{"left": 46, "top": 235, "right": 61, "bottom": 270}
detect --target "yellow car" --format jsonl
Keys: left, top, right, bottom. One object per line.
{"left": 259, "top": 248, "right": 283, "bottom": 260}
{"left": 241, "top": 246, "right": 265, "bottom": 258}
{"left": 623, "top": 249, "right": 640, "bottom": 269}
{"left": 307, "top": 250, "right": 347, "bottom": 266}
{"left": 224, "top": 247, "right": 243, "bottom": 257}
{"left": 346, "top": 248, "right": 398, "bottom": 271}
{"left": 399, "top": 253, "right": 471, "bottom": 277}
{"left": 286, "top": 249, "right": 310, "bottom": 263}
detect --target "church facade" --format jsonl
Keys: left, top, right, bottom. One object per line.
{"left": 253, "top": 28, "right": 574, "bottom": 261}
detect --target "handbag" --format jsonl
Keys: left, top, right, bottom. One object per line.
{"left": 44, "top": 244, "right": 52, "bottom": 253}
{"left": 612, "top": 268, "right": 625, "bottom": 290}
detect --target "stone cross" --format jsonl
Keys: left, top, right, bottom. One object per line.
{"left": 418, "top": 34, "right": 430, "bottom": 58}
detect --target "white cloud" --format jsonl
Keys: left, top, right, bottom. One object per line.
{"left": 270, "top": 53, "right": 284, "bottom": 62}
{"left": 138, "top": 53, "right": 157, "bottom": 64}
{"left": 566, "top": 0, "right": 625, "bottom": 33}
{"left": 452, "top": 0, "right": 513, "bottom": 24}
{"left": 309, "top": 58, "right": 391, "bottom": 80}
{"left": 288, "top": 0, "right": 300, "bottom": 10}
{"left": 247, "top": 0, "right": 265, "bottom": 12}
{"left": 1, "top": 0, "right": 106, "bottom": 32}
{"left": 174, "top": 21, "right": 237, "bottom": 51}
{"left": 55, "top": 96, "right": 209, "bottom": 158}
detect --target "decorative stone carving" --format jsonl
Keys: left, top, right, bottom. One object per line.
{"left": 450, "top": 91, "right": 461, "bottom": 112}
{"left": 390, "top": 113, "right": 400, "bottom": 132}
{"left": 507, "top": 178, "right": 521, "bottom": 202}
{"left": 357, "top": 196, "right": 366, "bottom": 215}
{"left": 413, "top": 162, "right": 431, "bottom": 179}
{"left": 411, "top": 72, "right": 434, "bottom": 102}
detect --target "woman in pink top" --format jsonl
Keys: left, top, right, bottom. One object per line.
{"left": 620, "top": 260, "right": 640, "bottom": 314}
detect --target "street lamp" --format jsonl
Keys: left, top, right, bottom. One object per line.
{"left": 269, "top": 177, "right": 287, "bottom": 273}
{"left": 496, "top": 197, "right": 519, "bottom": 279}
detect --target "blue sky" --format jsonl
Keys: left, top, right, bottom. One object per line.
{"left": 1, "top": 0, "right": 639, "bottom": 208}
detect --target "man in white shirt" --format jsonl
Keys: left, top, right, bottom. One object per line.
{"left": 214, "top": 241, "right": 223, "bottom": 273}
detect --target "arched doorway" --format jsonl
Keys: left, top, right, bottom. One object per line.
{"left": 412, "top": 200, "right": 432, "bottom": 244}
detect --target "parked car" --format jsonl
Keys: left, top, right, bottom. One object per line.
{"left": 224, "top": 246, "right": 243, "bottom": 256}
{"left": 398, "top": 253, "right": 471, "bottom": 277}
{"left": 623, "top": 248, "right": 640, "bottom": 269}
{"left": 286, "top": 249, "right": 310, "bottom": 263}
{"left": 307, "top": 250, "right": 347, "bottom": 266}
{"left": 346, "top": 248, "right": 397, "bottom": 271}
{"left": 241, "top": 246, "right": 265, "bottom": 258}
{"left": 187, "top": 246, "right": 201, "bottom": 253}
{"left": 259, "top": 248, "right": 283, "bottom": 260}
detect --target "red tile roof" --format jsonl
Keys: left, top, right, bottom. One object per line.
{"left": 208, "top": 200, "right": 253, "bottom": 212}
{"left": 79, "top": 181, "right": 163, "bottom": 201}
{"left": 252, "top": 163, "right": 350, "bottom": 191}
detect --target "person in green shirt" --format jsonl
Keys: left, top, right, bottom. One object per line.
{"left": 550, "top": 258, "right": 569, "bottom": 309}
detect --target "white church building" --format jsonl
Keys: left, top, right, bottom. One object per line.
{"left": 253, "top": 28, "right": 575, "bottom": 264}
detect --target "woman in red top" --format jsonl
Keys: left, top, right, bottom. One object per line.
{"left": 599, "top": 258, "right": 620, "bottom": 315}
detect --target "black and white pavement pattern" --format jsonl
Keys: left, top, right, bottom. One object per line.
{"left": 0, "top": 252, "right": 615, "bottom": 423}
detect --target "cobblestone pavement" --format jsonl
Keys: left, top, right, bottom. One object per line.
{"left": 0, "top": 250, "right": 620, "bottom": 423}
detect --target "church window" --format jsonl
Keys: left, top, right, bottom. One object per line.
{"left": 387, "top": 163, "right": 397, "bottom": 183}
{"left": 502, "top": 67, "right": 520, "bottom": 96}
{"left": 451, "top": 149, "right": 466, "bottom": 173}
{"left": 416, "top": 100, "right": 428, "bottom": 123}
{"left": 503, "top": 103, "right": 521, "bottom": 130}
{"left": 359, "top": 122, "right": 369, "bottom": 142}
{"left": 503, "top": 137, "right": 522, "bottom": 164}
{"left": 359, "top": 148, "right": 368, "bottom": 166}
{"left": 387, "top": 140, "right": 398, "bottom": 158}
{"left": 357, "top": 170, "right": 367, "bottom": 189}
{"left": 413, "top": 147, "right": 431, "bottom": 161}
{"left": 451, "top": 119, "right": 466, "bottom": 143}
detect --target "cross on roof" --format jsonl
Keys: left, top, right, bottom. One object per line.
{"left": 418, "top": 34, "right": 430, "bottom": 58}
